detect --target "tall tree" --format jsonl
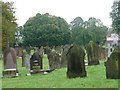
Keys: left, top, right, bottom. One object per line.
{"left": 22, "top": 13, "right": 71, "bottom": 47}
{"left": 70, "top": 17, "right": 107, "bottom": 46}
{"left": 2, "top": 1, "right": 17, "bottom": 50}
{"left": 110, "top": 0, "right": 120, "bottom": 35}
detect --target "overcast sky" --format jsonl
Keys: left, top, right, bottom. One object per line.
{"left": 4, "top": 0, "right": 115, "bottom": 27}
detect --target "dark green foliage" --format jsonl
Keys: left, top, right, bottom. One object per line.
{"left": 22, "top": 13, "right": 71, "bottom": 47}
{"left": 85, "top": 41, "right": 100, "bottom": 65}
{"left": 66, "top": 44, "right": 87, "bottom": 78}
{"left": 110, "top": 1, "right": 120, "bottom": 35}
{"left": 105, "top": 51, "right": 120, "bottom": 79}
{"left": 2, "top": 1, "right": 17, "bottom": 50}
{"left": 70, "top": 17, "right": 108, "bottom": 46}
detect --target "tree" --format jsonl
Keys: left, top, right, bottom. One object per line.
{"left": 2, "top": 1, "right": 17, "bottom": 50}
{"left": 110, "top": 1, "right": 120, "bottom": 35}
{"left": 15, "top": 26, "right": 23, "bottom": 46}
{"left": 22, "top": 13, "right": 71, "bottom": 47}
{"left": 70, "top": 17, "right": 107, "bottom": 46}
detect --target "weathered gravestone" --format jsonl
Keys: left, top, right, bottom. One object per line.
{"left": 22, "top": 52, "right": 25, "bottom": 67}
{"left": 99, "top": 47, "right": 108, "bottom": 60}
{"left": 55, "top": 46, "right": 63, "bottom": 54}
{"left": 60, "top": 45, "right": 71, "bottom": 67}
{"left": 66, "top": 45, "right": 87, "bottom": 78}
{"left": 39, "top": 46, "right": 44, "bottom": 59}
{"left": 47, "top": 48, "right": 61, "bottom": 70}
{"left": 24, "top": 47, "right": 31, "bottom": 76}
{"left": 85, "top": 41, "right": 100, "bottom": 65}
{"left": 105, "top": 47, "right": 120, "bottom": 79}
{"left": 2, "top": 48, "right": 19, "bottom": 77}
{"left": 18, "top": 47, "right": 23, "bottom": 57}
{"left": 30, "top": 48, "right": 42, "bottom": 74}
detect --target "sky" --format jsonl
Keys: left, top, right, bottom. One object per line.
{"left": 4, "top": 0, "right": 115, "bottom": 27}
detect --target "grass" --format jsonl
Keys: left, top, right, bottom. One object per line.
{"left": 1, "top": 54, "right": 119, "bottom": 88}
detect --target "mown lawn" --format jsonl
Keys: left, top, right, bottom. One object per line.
{"left": 1, "top": 54, "right": 119, "bottom": 88}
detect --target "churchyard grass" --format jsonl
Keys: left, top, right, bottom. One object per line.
{"left": 1, "top": 54, "right": 119, "bottom": 88}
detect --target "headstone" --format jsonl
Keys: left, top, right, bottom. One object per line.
{"left": 2, "top": 48, "right": 19, "bottom": 77}
{"left": 85, "top": 41, "right": 100, "bottom": 65}
{"left": 105, "top": 47, "right": 120, "bottom": 79}
{"left": 60, "top": 45, "right": 71, "bottom": 67}
{"left": 47, "top": 48, "right": 61, "bottom": 70}
{"left": 18, "top": 47, "right": 23, "bottom": 57}
{"left": 22, "top": 52, "right": 25, "bottom": 67}
{"left": 30, "top": 48, "right": 42, "bottom": 73}
{"left": 23, "top": 47, "right": 31, "bottom": 76}
{"left": 66, "top": 45, "right": 87, "bottom": 78}
{"left": 55, "top": 46, "right": 63, "bottom": 54}
{"left": 99, "top": 47, "right": 107, "bottom": 60}
{"left": 39, "top": 46, "right": 44, "bottom": 60}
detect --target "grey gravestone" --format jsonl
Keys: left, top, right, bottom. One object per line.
{"left": 66, "top": 45, "right": 87, "bottom": 78}
{"left": 60, "top": 45, "right": 71, "bottom": 67}
{"left": 39, "top": 46, "right": 44, "bottom": 59}
{"left": 55, "top": 46, "right": 63, "bottom": 54}
{"left": 25, "top": 54, "right": 31, "bottom": 75}
{"left": 47, "top": 48, "right": 61, "bottom": 70}
{"left": 105, "top": 49, "right": 120, "bottom": 79}
{"left": 85, "top": 41, "right": 100, "bottom": 65}
{"left": 2, "top": 48, "right": 18, "bottom": 77}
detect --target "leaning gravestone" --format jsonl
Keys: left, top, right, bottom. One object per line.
{"left": 66, "top": 45, "right": 87, "bottom": 78}
{"left": 85, "top": 41, "right": 100, "bottom": 65}
{"left": 105, "top": 47, "right": 120, "bottom": 79}
{"left": 2, "top": 48, "right": 19, "bottom": 77}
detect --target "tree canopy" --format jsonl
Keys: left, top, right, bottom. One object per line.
{"left": 110, "top": 1, "right": 120, "bottom": 35}
{"left": 70, "top": 17, "right": 107, "bottom": 46}
{"left": 2, "top": 1, "right": 17, "bottom": 50}
{"left": 22, "top": 13, "right": 71, "bottom": 47}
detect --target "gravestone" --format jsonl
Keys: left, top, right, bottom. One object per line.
{"left": 66, "top": 45, "right": 87, "bottom": 78}
{"left": 30, "top": 48, "right": 42, "bottom": 73}
{"left": 18, "top": 47, "right": 23, "bottom": 57}
{"left": 25, "top": 54, "right": 31, "bottom": 76}
{"left": 60, "top": 45, "right": 71, "bottom": 67}
{"left": 105, "top": 48, "right": 120, "bottom": 79}
{"left": 39, "top": 46, "right": 44, "bottom": 66}
{"left": 22, "top": 52, "right": 25, "bottom": 67}
{"left": 24, "top": 47, "right": 31, "bottom": 76}
{"left": 47, "top": 48, "right": 61, "bottom": 70}
{"left": 55, "top": 46, "right": 63, "bottom": 54}
{"left": 2, "top": 48, "right": 19, "bottom": 77}
{"left": 99, "top": 47, "right": 107, "bottom": 60}
{"left": 85, "top": 41, "right": 100, "bottom": 65}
